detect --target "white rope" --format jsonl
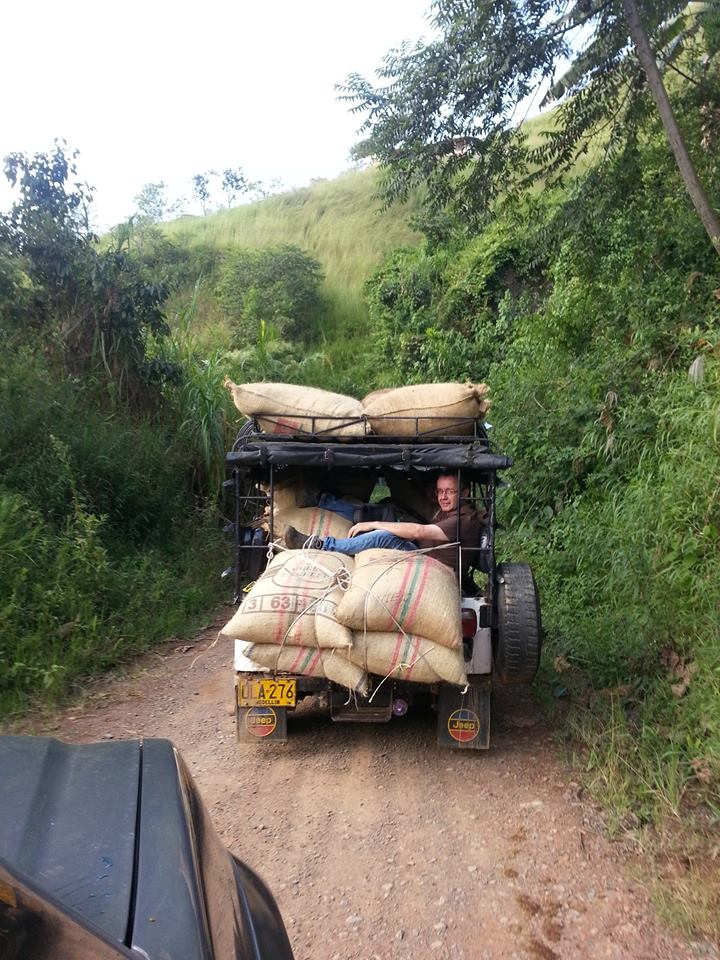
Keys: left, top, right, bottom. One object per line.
{"left": 248, "top": 541, "right": 464, "bottom": 693}
{"left": 367, "top": 645, "right": 438, "bottom": 703}
{"left": 267, "top": 552, "right": 354, "bottom": 672}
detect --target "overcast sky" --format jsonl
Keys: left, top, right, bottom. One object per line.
{"left": 2, "top": 0, "right": 432, "bottom": 229}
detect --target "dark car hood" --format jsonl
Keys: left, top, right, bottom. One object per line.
{"left": 0, "top": 736, "right": 140, "bottom": 944}
{"left": 0, "top": 736, "right": 294, "bottom": 960}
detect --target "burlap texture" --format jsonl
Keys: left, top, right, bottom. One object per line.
{"left": 276, "top": 506, "right": 352, "bottom": 544}
{"left": 335, "top": 550, "right": 461, "bottom": 650}
{"left": 223, "top": 550, "right": 353, "bottom": 648}
{"left": 225, "top": 380, "right": 365, "bottom": 437}
{"left": 245, "top": 643, "right": 368, "bottom": 695}
{"left": 363, "top": 382, "right": 490, "bottom": 436}
{"left": 348, "top": 631, "right": 467, "bottom": 686}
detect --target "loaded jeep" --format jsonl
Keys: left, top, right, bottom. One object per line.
{"left": 225, "top": 407, "right": 541, "bottom": 750}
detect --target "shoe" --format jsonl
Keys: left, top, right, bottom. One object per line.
{"left": 284, "top": 525, "right": 324, "bottom": 550}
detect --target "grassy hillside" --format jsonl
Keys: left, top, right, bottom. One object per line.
{"left": 165, "top": 167, "right": 422, "bottom": 351}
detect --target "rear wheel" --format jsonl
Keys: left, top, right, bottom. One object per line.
{"left": 494, "top": 563, "right": 542, "bottom": 684}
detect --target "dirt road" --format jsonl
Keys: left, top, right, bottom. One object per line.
{"left": 13, "top": 612, "right": 717, "bottom": 960}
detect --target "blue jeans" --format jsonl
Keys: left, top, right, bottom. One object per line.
{"left": 322, "top": 531, "right": 417, "bottom": 555}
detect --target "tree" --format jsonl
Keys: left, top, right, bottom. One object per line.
{"left": 221, "top": 167, "right": 248, "bottom": 207}
{"left": 134, "top": 181, "right": 170, "bottom": 222}
{"left": 621, "top": 0, "right": 720, "bottom": 253}
{"left": 341, "top": 0, "right": 720, "bottom": 254}
{"left": 0, "top": 143, "right": 174, "bottom": 401}
{"left": 192, "top": 173, "right": 212, "bottom": 215}
{"left": 216, "top": 244, "right": 324, "bottom": 343}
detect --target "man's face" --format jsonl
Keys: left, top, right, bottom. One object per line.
{"left": 436, "top": 476, "right": 459, "bottom": 512}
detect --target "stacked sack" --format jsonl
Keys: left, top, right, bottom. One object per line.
{"left": 222, "top": 547, "right": 468, "bottom": 692}
{"left": 222, "top": 550, "right": 368, "bottom": 695}
{"left": 362, "top": 382, "right": 490, "bottom": 436}
{"left": 263, "top": 482, "right": 352, "bottom": 545}
{"left": 225, "top": 379, "right": 490, "bottom": 439}
{"left": 224, "top": 380, "right": 364, "bottom": 437}
{"left": 333, "top": 549, "right": 467, "bottom": 686}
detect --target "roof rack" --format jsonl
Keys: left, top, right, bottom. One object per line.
{"left": 232, "top": 412, "right": 492, "bottom": 447}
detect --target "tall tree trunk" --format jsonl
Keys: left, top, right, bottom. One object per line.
{"left": 623, "top": 0, "right": 720, "bottom": 256}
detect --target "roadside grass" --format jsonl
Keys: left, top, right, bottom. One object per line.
{"left": 0, "top": 495, "right": 226, "bottom": 719}
{"left": 536, "top": 670, "right": 720, "bottom": 943}
{"left": 648, "top": 818, "right": 720, "bottom": 943}
{"left": 0, "top": 350, "right": 231, "bottom": 720}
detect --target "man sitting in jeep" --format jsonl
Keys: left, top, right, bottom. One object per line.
{"left": 284, "top": 472, "right": 483, "bottom": 574}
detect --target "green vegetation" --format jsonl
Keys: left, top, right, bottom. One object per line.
{"left": 342, "top": 0, "right": 720, "bottom": 252}
{"left": 360, "top": 75, "right": 720, "bottom": 933}
{"left": 2, "top": 22, "right": 719, "bottom": 931}
{"left": 164, "top": 168, "right": 421, "bottom": 372}
{"left": 216, "top": 244, "right": 324, "bottom": 343}
{"left": 0, "top": 145, "right": 232, "bottom": 716}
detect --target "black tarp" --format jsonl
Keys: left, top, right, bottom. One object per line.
{"left": 226, "top": 442, "right": 512, "bottom": 472}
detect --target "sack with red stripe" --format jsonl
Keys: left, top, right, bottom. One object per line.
{"left": 334, "top": 549, "right": 461, "bottom": 650}
{"left": 254, "top": 486, "right": 353, "bottom": 541}
{"left": 222, "top": 550, "right": 353, "bottom": 649}
{"left": 348, "top": 632, "right": 467, "bottom": 686}
{"left": 243, "top": 643, "right": 368, "bottom": 695}
{"left": 276, "top": 506, "right": 351, "bottom": 544}
{"left": 225, "top": 380, "right": 365, "bottom": 437}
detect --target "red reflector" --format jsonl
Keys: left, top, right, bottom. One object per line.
{"left": 461, "top": 608, "right": 477, "bottom": 639}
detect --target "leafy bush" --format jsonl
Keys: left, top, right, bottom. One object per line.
{"left": 0, "top": 147, "right": 232, "bottom": 716}
{"left": 216, "top": 243, "right": 324, "bottom": 344}
{"left": 0, "top": 144, "right": 176, "bottom": 403}
{"left": 362, "top": 113, "right": 720, "bottom": 819}
{"left": 0, "top": 487, "right": 223, "bottom": 715}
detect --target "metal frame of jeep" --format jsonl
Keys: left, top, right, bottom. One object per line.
{"left": 224, "top": 413, "right": 542, "bottom": 750}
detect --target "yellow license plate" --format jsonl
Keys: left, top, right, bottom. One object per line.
{"left": 237, "top": 677, "right": 297, "bottom": 707}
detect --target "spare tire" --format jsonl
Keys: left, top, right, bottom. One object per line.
{"left": 494, "top": 563, "right": 542, "bottom": 684}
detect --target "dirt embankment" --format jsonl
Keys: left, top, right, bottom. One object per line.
{"left": 10, "top": 612, "right": 718, "bottom": 960}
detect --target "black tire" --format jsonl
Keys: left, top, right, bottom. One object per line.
{"left": 494, "top": 563, "right": 542, "bottom": 684}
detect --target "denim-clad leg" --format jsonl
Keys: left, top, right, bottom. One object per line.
{"left": 322, "top": 530, "right": 417, "bottom": 555}
{"left": 317, "top": 493, "right": 357, "bottom": 522}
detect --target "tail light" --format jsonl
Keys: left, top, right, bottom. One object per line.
{"left": 461, "top": 608, "right": 478, "bottom": 639}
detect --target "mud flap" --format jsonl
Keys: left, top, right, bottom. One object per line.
{"left": 236, "top": 705, "right": 288, "bottom": 744}
{"left": 436, "top": 678, "right": 491, "bottom": 750}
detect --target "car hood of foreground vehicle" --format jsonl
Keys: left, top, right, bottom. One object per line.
{"left": 0, "top": 736, "right": 293, "bottom": 960}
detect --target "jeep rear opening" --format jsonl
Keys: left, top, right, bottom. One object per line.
{"left": 222, "top": 392, "right": 541, "bottom": 750}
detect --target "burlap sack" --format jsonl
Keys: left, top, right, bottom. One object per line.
{"left": 276, "top": 506, "right": 352, "bottom": 544}
{"left": 270, "top": 484, "right": 298, "bottom": 512}
{"left": 348, "top": 631, "right": 467, "bottom": 686}
{"left": 225, "top": 380, "right": 365, "bottom": 437}
{"left": 363, "top": 382, "right": 490, "bottom": 437}
{"left": 223, "top": 550, "right": 353, "bottom": 648}
{"left": 362, "top": 387, "right": 393, "bottom": 406}
{"left": 245, "top": 643, "right": 368, "bottom": 695}
{"left": 258, "top": 481, "right": 359, "bottom": 541}
{"left": 335, "top": 550, "right": 461, "bottom": 650}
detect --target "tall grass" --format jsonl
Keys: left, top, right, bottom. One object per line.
{"left": 0, "top": 351, "right": 227, "bottom": 717}
{"left": 0, "top": 486, "right": 224, "bottom": 716}
{"left": 165, "top": 168, "right": 422, "bottom": 346}
{"left": 160, "top": 288, "right": 236, "bottom": 497}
